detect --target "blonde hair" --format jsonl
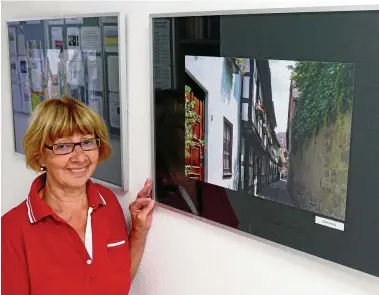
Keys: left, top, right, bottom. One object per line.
{"left": 23, "top": 97, "right": 112, "bottom": 172}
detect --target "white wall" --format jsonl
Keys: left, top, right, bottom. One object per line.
{"left": 2, "top": 1, "right": 379, "bottom": 295}
{"left": 185, "top": 56, "right": 241, "bottom": 190}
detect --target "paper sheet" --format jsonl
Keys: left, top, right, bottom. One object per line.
{"left": 58, "top": 59, "right": 68, "bottom": 94}
{"left": 29, "top": 58, "right": 43, "bottom": 92}
{"left": 11, "top": 84, "right": 23, "bottom": 112}
{"left": 109, "top": 92, "right": 120, "bottom": 129}
{"left": 46, "top": 49, "right": 61, "bottom": 77}
{"left": 67, "top": 27, "right": 80, "bottom": 50}
{"left": 107, "top": 55, "right": 119, "bottom": 92}
{"left": 67, "top": 60, "right": 85, "bottom": 86}
{"left": 10, "top": 57, "right": 19, "bottom": 85}
{"left": 21, "top": 85, "right": 32, "bottom": 114}
{"left": 67, "top": 49, "right": 82, "bottom": 62}
{"left": 65, "top": 18, "right": 83, "bottom": 25}
{"left": 51, "top": 27, "right": 64, "bottom": 50}
{"left": 8, "top": 27, "right": 17, "bottom": 57}
{"left": 81, "top": 27, "right": 101, "bottom": 51}
{"left": 87, "top": 54, "right": 103, "bottom": 91}
{"left": 31, "top": 92, "right": 43, "bottom": 111}
{"left": 17, "top": 26, "right": 26, "bottom": 56}
{"left": 48, "top": 75, "right": 60, "bottom": 98}
{"left": 18, "top": 56, "right": 28, "bottom": 85}
{"left": 153, "top": 19, "right": 172, "bottom": 89}
{"left": 103, "top": 26, "right": 118, "bottom": 53}
{"left": 27, "top": 40, "right": 43, "bottom": 59}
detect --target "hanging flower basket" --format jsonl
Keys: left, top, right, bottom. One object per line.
{"left": 260, "top": 104, "right": 266, "bottom": 112}
{"left": 255, "top": 103, "right": 266, "bottom": 113}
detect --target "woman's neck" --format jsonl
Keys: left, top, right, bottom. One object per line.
{"left": 41, "top": 177, "right": 88, "bottom": 214}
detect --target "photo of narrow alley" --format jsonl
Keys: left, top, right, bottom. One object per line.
{"left": 184, "top": 56, "right": 355, "bottom": 221}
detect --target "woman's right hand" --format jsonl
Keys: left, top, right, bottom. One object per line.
{"left": 129, "top": 179, "right": 155, "bottom": 236}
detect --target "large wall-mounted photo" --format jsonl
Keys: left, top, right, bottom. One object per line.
{"left": 7, "top": 15, "right": 123, "bottom": 188}
{"left": 152, "top": 11, "right": 379, "bottom": 278}
{"left": 184, "top": 56, "right": 355, "bottom": 221}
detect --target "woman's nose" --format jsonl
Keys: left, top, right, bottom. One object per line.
{"left": 71, "top": 144, "right": 87, "bottom": 160}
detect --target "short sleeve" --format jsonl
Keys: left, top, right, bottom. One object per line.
{"left": 1, "top": 217, "right": 30, "bottom": 295}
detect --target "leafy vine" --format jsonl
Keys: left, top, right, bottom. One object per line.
{"left": 289, "top": 61, "right": 355, "bottom": 153}
{"left": 234, "top": 57, "right": 246, "bottom": 74}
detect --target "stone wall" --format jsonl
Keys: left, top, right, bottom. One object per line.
{"left": 287, "top": 110, "right": 352, "bottom": 220}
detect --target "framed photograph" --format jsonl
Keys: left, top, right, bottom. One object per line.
{"left": 6, "top": 14, "right": 127, "bottom": 190}
{"left": 151, "top": 9, "right": 379, "bottom": 277}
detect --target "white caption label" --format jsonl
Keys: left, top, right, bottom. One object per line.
{"left": 315, "top": 216, "right": 345, "bottom": 231}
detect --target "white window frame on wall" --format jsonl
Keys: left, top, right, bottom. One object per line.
{"left": 5, "top": 12, "right": 129, "bottom": 192}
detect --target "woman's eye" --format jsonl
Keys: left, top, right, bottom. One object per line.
{"left": 57, "top": 143, "right": 71, "bottom": 150}
{"left": 82, "top": 140, "right": 93, "bottom": 145}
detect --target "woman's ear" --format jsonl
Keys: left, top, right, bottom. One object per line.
{"left": 37, "top": 154, "right": 46, "bottom": 170}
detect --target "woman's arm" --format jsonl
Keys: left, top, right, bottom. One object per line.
{"left": 129, "top": 230, "right": 148, "bottom": 278}
{"left": 1, "top": 220, "right": 30, "bottom": 295}
{"left": 128, "top": 196, "right": 155, "bottom": 278}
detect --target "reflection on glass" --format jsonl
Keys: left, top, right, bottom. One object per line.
{"left": 155, "top": 89, "right": 240, "bottom": 229}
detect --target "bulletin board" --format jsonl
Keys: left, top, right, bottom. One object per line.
{"left": 7, "top": 15, "right": 123, "bottom": 188}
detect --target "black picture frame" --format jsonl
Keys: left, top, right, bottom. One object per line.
{"left": 151, "top": 8, "right": 379, "bottom": 278}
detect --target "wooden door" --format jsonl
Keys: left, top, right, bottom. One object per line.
{"left": 185, "top": 91, "right": 204, "bottom": 181}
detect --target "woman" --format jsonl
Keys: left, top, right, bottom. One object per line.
{"left": 1, "top": 97, "right": 154, "bottom": 295}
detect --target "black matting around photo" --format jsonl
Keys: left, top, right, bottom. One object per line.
{"left": 151, "top": 10, "right": 379, "bottom": 277}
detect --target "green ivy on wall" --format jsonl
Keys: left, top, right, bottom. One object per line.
{"left": 234, "top": 57, "right": 245, "bottom": 74}
{"left": 289, "top": 61, "right": 355, "bottom": 153}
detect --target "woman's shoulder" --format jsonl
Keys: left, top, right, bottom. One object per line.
{"left": 2, "top": 200, "right": 29, "bottom": 233}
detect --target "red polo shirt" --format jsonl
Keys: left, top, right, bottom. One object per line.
{"left": 1, "top": 174, "right": 132, "bottom": 295}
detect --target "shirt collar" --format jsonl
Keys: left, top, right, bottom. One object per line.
{"left": 27, "top": 173, "right": 106, "bottom": 224}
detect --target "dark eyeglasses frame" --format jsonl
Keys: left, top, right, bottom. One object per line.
{"left": 44, "top": 138, "right": 101, "bottom": 155}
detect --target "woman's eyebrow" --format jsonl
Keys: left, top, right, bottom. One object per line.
{"left": 54, "top": 139, "right": 71, "bottom": 144}
{"left": 81, "top": 135, "right": 94, "bottom": 139}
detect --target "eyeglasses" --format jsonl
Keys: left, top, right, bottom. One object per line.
{"left": 44, "top": 138, "right": 101, "bottom": 155}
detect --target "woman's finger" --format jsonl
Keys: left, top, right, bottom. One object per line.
{"left": 138, "top": 200, "right": 155, "bottom": 219}
{"left": 129, "top": 198, "right": 151, "bottom": 210}
{"left": 137, "top": 179, "right": 152, "bottom": 198}
{"left": 137, "top": 185, "right": 150, "bottom": 198}
{"left": 147, "top": 184, "right": 152, "bottom": 198}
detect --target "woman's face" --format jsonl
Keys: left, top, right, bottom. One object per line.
{"left": 40, "top": 133, "right": 99, "bottom": 189}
